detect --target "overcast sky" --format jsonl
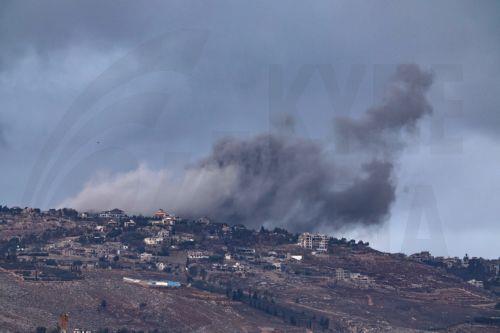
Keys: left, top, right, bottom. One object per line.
{"left": 1, "top": 1, "right": 500, "bottom": 258}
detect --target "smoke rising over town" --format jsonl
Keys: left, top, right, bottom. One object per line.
{"left": 1, "top": 0, "right": 499, "bottom": 258}
{"left": 62, "top": 64, "right": 433, "bottom": 232}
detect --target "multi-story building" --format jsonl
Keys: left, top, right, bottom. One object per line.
{"left": 98, "top": 209, "right": 126, "bottom": 219}
{"left": 144, "top": 236, "right": 164, "bottom": 245}
{"left": 298, "top": 232, "right": 328, "bottom": 251}
{"left": 187, "top": 250, "right": 211, "bottom": 260}
{"left": 124, "top": 219, "right": 136, "bottom": 228}
{"left": 153, "top": 209, "right": 169, "bottom": 219}
{"left": 335, "top": 267, "right": 348, "bottom": 281}
{"left": 335, "top": 268, "right": 373, "bottom": 288}
{"left": 409, "top": 251, "right": 432, "bottom": 263}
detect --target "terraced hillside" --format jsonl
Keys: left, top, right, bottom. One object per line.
{"left": 0, "top": 270, "right": 301, "bottom": 332}
{"left": 1, "top": 246, "right": 498, "bottom": 332}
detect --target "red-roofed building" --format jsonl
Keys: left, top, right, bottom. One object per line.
{"left": 154, "top": 209, "right": 168, "bottom": 219}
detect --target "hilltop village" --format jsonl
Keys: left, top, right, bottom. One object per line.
{"left": 0, "top": 205, "right": 500, "bottom": 333}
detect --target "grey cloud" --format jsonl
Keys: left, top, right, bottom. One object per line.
{"left": 0, "top": 0, "right": 208, "bottom": 70}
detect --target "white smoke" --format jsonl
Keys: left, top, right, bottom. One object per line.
{"left": 60, "top": 163, "right": 240, "bottom": 217}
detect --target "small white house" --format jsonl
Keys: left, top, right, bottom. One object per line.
{"left": 468, "top": 279, "right": 484, "bottom": 288}
{"left": 144, "top": 237, "right": 163, "bottom": 245}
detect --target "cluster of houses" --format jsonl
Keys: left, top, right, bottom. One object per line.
{"left": 1, "top": 208, "right": 184, "bottom": 278}
{"left": 3, "top": 205, "right": 499, "bottom": 295}
{"left": 408, "top": 251, "right": 500, "bottom": 289}
{"left": 3, "top": 207, "right": 310, "bottom": 282}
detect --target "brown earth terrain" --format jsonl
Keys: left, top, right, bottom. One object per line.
{"left": 1, "top": 246, "right": 499, "bottom": 332}
{"left": 0, "top": 269, "right": 302, "bottom": 333}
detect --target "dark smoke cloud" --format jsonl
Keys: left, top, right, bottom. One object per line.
{"left": 331, "top": 160, "right": 395, "bottom": 225}
{"left": 187, "top": 135, "right": 396, "bottom": 231}
{"left": 336, "top": 64, "right": 433, "bottom": 153}
{"left": 63, "top": 64, "right": 433, "bottom": 232}
{"left": 179, "top": 64, "right": 433, "bottom": 230}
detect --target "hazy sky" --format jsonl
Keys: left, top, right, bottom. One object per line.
{"left": 1, "top": 1, "right": 500, "bottom": 258}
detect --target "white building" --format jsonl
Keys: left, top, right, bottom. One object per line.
{"left": 187, "top": 250, "right": 210, "bottom": 260}
{"left": 286, "top": 253, "right": 303, "bottom": 261}
{"left": 124, "top": 219, "right": 136, "bottom": 228}
{"left": 298, "top": 233, "right": 328, "bottom": 251}
{"left": 468, "top": 279, "right": 484, "bottom": 288}
{"left": 335, "top": 268, "right": 348, "bottom": 281}
{"left": 157, "top": 230, "right": 170, "bottom": 238}
{"left": 140, "top": 253, "right": 153, "bottom": 262}
{"left": 144, "top": 237, "right": 164, "bottom": 245}
{"left": 98, "top": 209, "right": 126, "bottom": 219}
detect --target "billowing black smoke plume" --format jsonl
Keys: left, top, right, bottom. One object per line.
{"left": 63, "top": 64, "right": 433, "bottom": 232}
{"left": 192, "top": 134, "right": 396, "bottom": 231}
{"left": 336, "top": 64, "right": 433, "bottom": 153}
